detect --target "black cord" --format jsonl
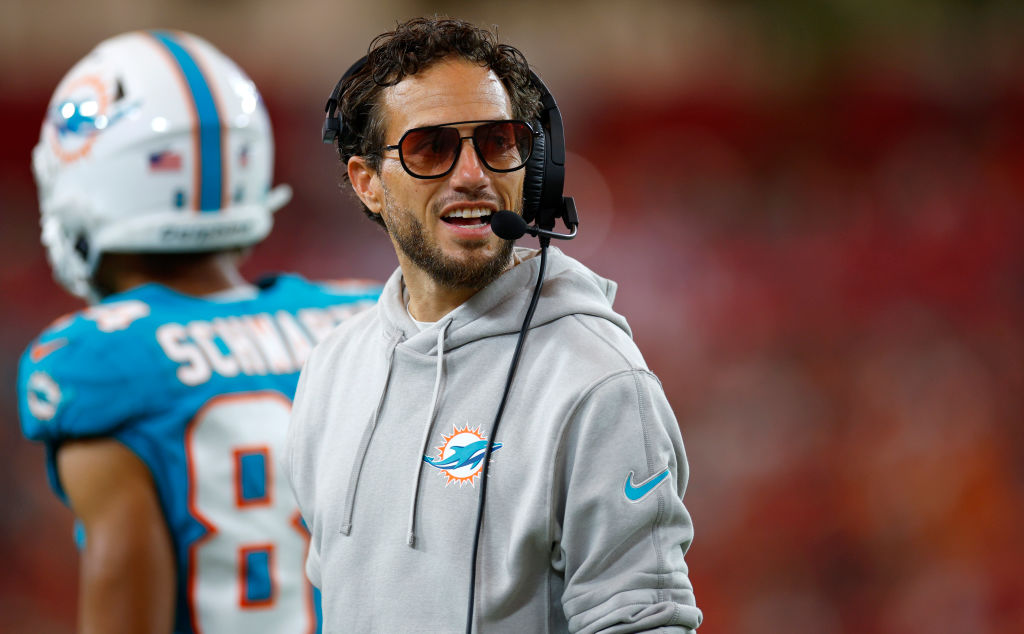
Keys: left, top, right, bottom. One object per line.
{"left": 464, "top": 240, "right": 550, "bottom": 634}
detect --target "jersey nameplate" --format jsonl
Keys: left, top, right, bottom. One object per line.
{"left": 156, "top": 303, "right": 369, "bottom": 385}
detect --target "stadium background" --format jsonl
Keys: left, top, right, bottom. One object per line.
{"left": 1, "top": 1, "right": 1022, "bottom": 632}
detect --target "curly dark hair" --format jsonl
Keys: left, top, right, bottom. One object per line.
{"left": 333, "top": 16, "right": 542, "bottom": 226}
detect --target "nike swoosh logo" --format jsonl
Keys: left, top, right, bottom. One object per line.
{"left": 624, "top": 468, "right": 671, "bottom": 502}
{"left": 30, "top": 338, "right": 68, "bottom": 362}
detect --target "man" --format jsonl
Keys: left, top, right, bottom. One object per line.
{"left": 17, "top": 31, "right": 379, "bottom": 633}
{"left": 286, "top": 16, "right": 702, "bottom": 633}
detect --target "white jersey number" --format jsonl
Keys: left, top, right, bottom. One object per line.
{"left": 186, "top": 392, "right": 314, "bottom": 633}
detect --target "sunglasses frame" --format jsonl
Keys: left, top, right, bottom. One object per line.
{"left": 382, "top": 119, "right": 539, "bottom": 180}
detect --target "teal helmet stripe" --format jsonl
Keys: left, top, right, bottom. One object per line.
{"left": 149, "top": 30, "right": 223, "bottom": 212}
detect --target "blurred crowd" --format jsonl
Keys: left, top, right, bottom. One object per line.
{"left": 1, "top": 1, "right": 1022, "bottom": 632}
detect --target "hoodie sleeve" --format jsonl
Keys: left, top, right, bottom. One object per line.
{"left": 556, "top": 370, "right": 702, "bottom": 633}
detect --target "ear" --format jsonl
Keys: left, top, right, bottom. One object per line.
{"left": 347, "top": 156, "right": 383, "bottom": 216}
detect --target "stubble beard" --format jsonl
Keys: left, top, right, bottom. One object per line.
{"left": 381, "top": 186, "right": 515, "bottom": 290}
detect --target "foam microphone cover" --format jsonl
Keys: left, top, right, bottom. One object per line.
{"left": 491, "top": 210, "right": 529, "bottom": 240}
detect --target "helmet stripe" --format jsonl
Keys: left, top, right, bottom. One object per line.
{"left": 150, "top": 30, "right": 223, "bottom": 213}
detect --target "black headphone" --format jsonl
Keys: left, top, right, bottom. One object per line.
{"left": 322, "top": 56, "right": 577, "bottom": 233}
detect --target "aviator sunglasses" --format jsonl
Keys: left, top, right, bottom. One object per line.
{"left": 383, "top": 119, "right": 538, "bottom": 179}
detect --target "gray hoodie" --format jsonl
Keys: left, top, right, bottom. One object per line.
{"left": 286, "top": 247, "right": 702, "bottom": 633}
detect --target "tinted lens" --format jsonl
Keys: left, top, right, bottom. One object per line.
{"left": 474, "top": 121, "right": 533, "bottom": 171}
{"left": 399, "top": 126, "right": 461, "bottom": 177}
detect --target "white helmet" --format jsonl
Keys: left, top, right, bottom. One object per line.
{"left": 32, "top": 30, "right": 292, "bottom": 301}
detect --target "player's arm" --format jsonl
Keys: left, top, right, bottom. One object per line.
{"left": 557, "top": 371, "right": 702, "bottom": 633}
{"left": 57, "top": 437, "right": 176, "bottom": 634}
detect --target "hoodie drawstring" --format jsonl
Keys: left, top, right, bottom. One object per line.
{"left": 407, "top": 318, "right": 451, "bottom": 547}
{"left": 340, "top": 330, "right": 402, "bottom": 536}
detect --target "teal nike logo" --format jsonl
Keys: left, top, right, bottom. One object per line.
{"left": 624, "top": 468, "right": 671, "bottom": 502}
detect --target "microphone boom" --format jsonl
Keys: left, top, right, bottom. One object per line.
{"left": 491, "top": 210, "right": 577, "bottom": 241}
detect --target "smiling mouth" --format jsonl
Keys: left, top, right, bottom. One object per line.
{"left": 441, "top": 208, "right": 493, "bottom": 227}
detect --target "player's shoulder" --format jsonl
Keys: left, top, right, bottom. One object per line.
{"left": 23, "top": 294, "right": 155, "bottom": 363}
{"left": 257, "top": 272, "right": 382, "bottom": 305}
{"left": 18, "top": 293, "right": 164, "bottom": 441}
{"left": 252, "top": 274, "right": 381, "bottom": 342}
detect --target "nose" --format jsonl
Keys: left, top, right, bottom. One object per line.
{"left": 448, "top": 136, "right": 490, "bottom": 189}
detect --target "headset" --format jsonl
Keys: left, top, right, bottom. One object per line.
{"left": 322, "top": 54, "right": 578, "bottom": 633}
{"left": 322, "top": 55, "right": 578, "bottom": 236}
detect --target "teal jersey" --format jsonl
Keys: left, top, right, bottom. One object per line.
{"left": 17, "top": 274, "right": 380, "bottom": 634}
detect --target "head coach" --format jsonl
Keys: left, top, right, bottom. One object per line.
{"left": 285, "top": 16, "right": 703, "bottom": 633}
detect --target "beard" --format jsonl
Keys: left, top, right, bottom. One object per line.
{"left": 381, "top": 186, "right": 515, "bottom": 290}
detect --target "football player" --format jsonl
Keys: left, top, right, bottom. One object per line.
{"left": 17, "top": 30, "right": 379, "bottom": 633}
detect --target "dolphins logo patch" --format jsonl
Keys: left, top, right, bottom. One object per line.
{"left": 46, "top": 74, "right": 139, "bottom": 164}
{"left": 424, "top": 424, "right": 502, "bottom": 487}
{"left": 27, "top": 371, "right": 62, "bottom": 422}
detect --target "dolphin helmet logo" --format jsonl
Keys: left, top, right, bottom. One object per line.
{"left": 46, "top": 74, "right": 138, "bottom": 164}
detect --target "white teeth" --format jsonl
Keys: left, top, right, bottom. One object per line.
{"left": 444, "top": 208, "right": 492, "bottom": 219}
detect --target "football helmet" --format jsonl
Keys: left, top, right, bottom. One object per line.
{"left": 32, "top": 30, "right": 291, "bottom": 301}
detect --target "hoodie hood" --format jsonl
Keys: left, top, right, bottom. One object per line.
{"left": 378, "top": 246, "right": 630, "bottom": 353}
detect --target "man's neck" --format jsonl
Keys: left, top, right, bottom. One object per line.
{"left": 399, "top": 250, "right": 527, "bottom": 322}
{"left": 104, "top": 252, "right": 250, "bottom": 297}
{"left": 401, "top": 262, "right": 479, "bottom": 323}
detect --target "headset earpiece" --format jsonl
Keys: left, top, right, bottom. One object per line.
{"left": 322, "top": 55, "right": 368, "bottom": 158}
{"left": 322, "top": 102, "right": 341, "bottom": 147}
{"left": 523, "top": 71, "right": 572, "bottom": 231}
{"left": 521, "top": 120, "right": 546, "bottom": 225}
{"left": 321, "top": 84, "right": 343, "bottom": 145}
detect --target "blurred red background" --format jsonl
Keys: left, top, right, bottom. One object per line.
{"left": 1, "top": 2, "right": 1022, "bottom": 632}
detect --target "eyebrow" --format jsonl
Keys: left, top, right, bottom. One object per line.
{"left": 401, "top": 118, "right": 509, "bottom": 132}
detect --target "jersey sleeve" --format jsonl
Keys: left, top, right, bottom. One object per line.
{"left": 557, "top": 370, "right": 703, "bottom": 633}
{"left": 17, "top": 315, "right": 151, "bottom": 445}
